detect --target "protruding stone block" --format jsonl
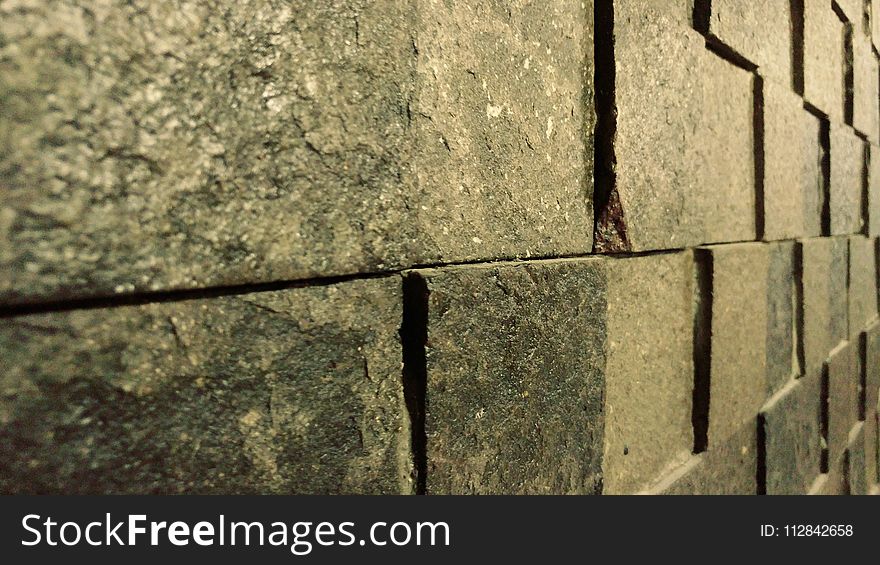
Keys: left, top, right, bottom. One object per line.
{"left": 0, "top": 277, "right": 411, "bottom": 494}
{"left": 763, "top": 80, "right": 823, "bottom": 241}
{"left": 829, "top": 123, "right": 865, "bottom": 236}
{"left": 0, "top": 0, "right": 595, "bottom": 305}
{"left": 610, "top": 4, "right": 755, "bottom": 251}
{"left": 417, "top": 259, "right": 606, "bottom": 494}
{"left": 804, "top": 0, "right": 845, "bottom": 120}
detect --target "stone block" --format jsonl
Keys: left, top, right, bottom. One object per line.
{"left": 826, "top": 342, "right": 860, "bottom": 468}
{"left": 804, "top": 0, "right": 846, "bottom": 120}
{"left": 760, "top": 376, "right": 823, "bottom": 495}
{"left": 866, "top": 321, "right": 880, "bottom": 421}
{"left": 763, "top": 80, "right": 823, "bottom": 241}
{"left": 766, "top": 242, "right": 798, "bottom": 396}
{"left": 849, "top": 236, "right": 879, "bottom": 339}
{"left": 610, "top": 4, "right": 754, "bottom": 251}
{"left": 704, "top": 0, "right": 792, "bottom": 86}
{"left": 829, "top": 123, "right": 865, "bottom": 236}
{"left": 0, "top": 0, "right": 595, "bottom": 305}
{"left": 602, "top": 252, "right": 695, "bottom": 494}
{"left": 417, "top": 259, "right": 606, "bottom": 494}
{"left": 853, "top": 33, "right": 879, "bottom": 142}
{"left": 865, "top": 403, "right": 879, "bottom": 476}
{"left": 869, "top": 144, "right": 880, "bottom": 237}
{"left": 0, "top": 277, "right": 410, "bottom": 494}
{"left": 704, "top": 243, "right": 768, "bottom": 447}
{"left": 800, "top": 238, "right": 834, "bottom": 381}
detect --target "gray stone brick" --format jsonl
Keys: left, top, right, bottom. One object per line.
{"left": 704, "top": 243, "right": 768, "bottom": 447}
{"left": 760, "top": 376, "right": 822, "bottom": 494}
{"left": 827, "top": 341, "right": 860, "bottom": 468}
{"left": 705, "top": 0, "right": 792, "bottom": 86}
{"left": 804, "top": 0, "right": 845, "bottom": 120}
{"left": 611, "top": 4, "right": 754, "bottom": 251}
{"left": 853, "top": 33, "right": 879, "bottom": 142}
{"left": 848, "top": 236, "right": 879, "bottom": 339}
{"left": 418, "top": 259, "right": 606, "bottom": 494}
{"left": 767, "top": 242, "right": 798, "bottom": 396}
{"left": 0, "top": 0, "right": 595, "bottom": 305}
{"left": 763, "top": 80, "right": 823, "bottom": 241}
{"left": 829, "top": 123, "right": 865, "bottom": 236}
{"left": 0, "top": 277, "right": 411, "bottom": 494}
{"left": 602, "top": 252, "right": 695, "bottom": 494}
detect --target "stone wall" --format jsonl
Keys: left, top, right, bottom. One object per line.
{"left": 1, "top": 0, "right": 878, "bottom": 494}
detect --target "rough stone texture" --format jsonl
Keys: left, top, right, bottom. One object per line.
{"left": 867, "top": 321, "right": 880, "bottom": 427}
{"left": 830, "top": 123, "right": 866, "bottom": 236}
{"left": 766, "top": 242, "right": 798, "bottom": 396}
{"left": 419, "top": 259, "right": 606, "bottom": 495}
{"left": 853, "top": 33, "right": 879, "bottom": 142}
{"left": 868, "top": 410, "right": 880, "bottom": 487}
{"left": 410, "top": 0, "right": 595, "bottom": 264}
{"left": 612, "top": 4, "right": 755, "bottom": 251}
{"left": 0, "top": 277, "right": 411, "bottom": 494}
{"left": 848, "top": 236, "right": 879, "bottom": 339}
{"left": 763, "top": 80, "right": 823, "bottom": 241}
{"left": 827, "top": 342, "right": 860, "bottom": 468}
{"left": 847, "top": 422, "right": 868, "bottom": 495}
{"left": 705, "top": 0, "right": 792, "bottom": 87}
{"left": 800, "top": 238, "right": 835, "bottom": 381}
{"left": 602, "top": 252, "right": 694, "bottom": 494}
{"left": 706, "top": 243, "right": 768, "bottom": 447}
{"left": 831, "top": 237, "right": 852, "bottom": 345}
{"left": 0, "top": 0, "right": 595, "bottom": 306}
{"left": 645, "top": 422, "right": 757, "bottom": 495}
{"left": 869, "top": 144, "right": 880, "bottom": 237}
{"left": 804, "top": 0, "right": 845, "bottom": 120}
{"left": 874, "top": 0, "right": 880, "bottom": 48}
{"left": 760, "top": 376, "right": 822, "bottom": 495}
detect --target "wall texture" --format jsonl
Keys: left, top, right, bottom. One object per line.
{"left": 1, "top": 0, "right": 879, "bottom": 494}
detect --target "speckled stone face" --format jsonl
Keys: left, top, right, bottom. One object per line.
{"left": 0, "top": 277, "right": 411, "bottom": 494}
{"left": 0, "top": 0, "right": 595, "bottom": 305}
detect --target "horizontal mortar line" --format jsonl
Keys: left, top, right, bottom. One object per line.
{"left": 0, "top": 234, "right": 855, "bottom": 318}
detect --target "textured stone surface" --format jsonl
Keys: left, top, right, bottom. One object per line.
{"left": 760, "top": 376, "right": 822, "bottom": 495}
{"left": 612, "top": 4, "right": 755, "bottom": 251}
{"left": 706, "top": 243, "right": 768, "bottom": 446}
{"left": 705, "top": 0, "right": 792, "bottom": 86}
{"left": 0, "top": 0, "right": 595, "bottom": 305}
{"left": 867, "top": 321, "right": 880, "bottom": 425}
{"left": 804, "top": 0, "right": 845, "bottom": 120}
{"left": 848, "top": 422, "right": 868, "bottom": 495}
{"left": 766, "top": 242, "right": 798, "bottom": 396}
{"left": 0, "top": 277, "right": 411, "bottom": 494}
{"left": 869, "top": 144, "right": 880, "bottom": 237}
{"left": 874, "top": 0, "right": 880, "bottom": 48}
{"left": 868, "top": 410, "right": 880, "bottom": 488}
{"left": 853, "top": 33, "right": 879, "bottom": 142}
{"left": 829, "top": 123, "right": 866, "bottom": 235}
{"left": 830, "top": 237, "right": 851, "bottom": 344}
{"left": 848, "top": 236, "right": 879, "bottom": 338}
{"left": 419, "top": 259, "right": 606, "bottom": 495}
{"left": 827, "top": 342, "right": 860, "bottom": 468}
{"left": 602, "top": 252, "right": 694, "bottom": 494}
{"left": 645, "top": 422, "right": 757, "bottom": 495}
{"left": 800, "top": 238, "right": 834, "bottom": 381}
{"left": 763, "top": 80, "right": 823, "bottom": 241}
